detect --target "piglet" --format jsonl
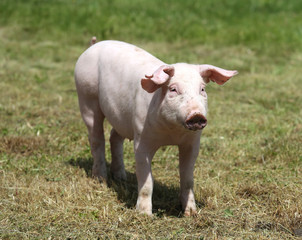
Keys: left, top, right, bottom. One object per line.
{"left": 74, "top": 39, "right": 237, "bottom": 216}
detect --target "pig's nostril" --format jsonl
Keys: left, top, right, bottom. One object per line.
{"left": 185, "top": 113, "right": 207, "bottom": 131}
{"left": 188, "top": 115, "right": 207, "bottom": 126}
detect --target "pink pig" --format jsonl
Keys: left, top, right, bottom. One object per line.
{"left": 74, "top": 40, "right": 237, "bottom": 216}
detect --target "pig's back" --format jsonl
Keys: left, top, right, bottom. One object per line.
{"left": 96, "top": 41, "right": 164, "bottom": 139}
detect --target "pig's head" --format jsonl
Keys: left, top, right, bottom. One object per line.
{"left": 141, "top": 63, "right": 237, "bottom": 131}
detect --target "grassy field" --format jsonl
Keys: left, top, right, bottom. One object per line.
{"left": 0, "top": 0, "right": 301, "bottom": 239}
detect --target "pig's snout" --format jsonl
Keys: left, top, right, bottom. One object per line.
{"left": 185, "top": 113, "right": 207, "bottom": 131}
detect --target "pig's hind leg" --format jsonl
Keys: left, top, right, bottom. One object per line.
{"left": 78, "top": 94, "right": 108, "bottom": 181}
{"left": 109, "top": 129, "right": 126, "bottom": 180}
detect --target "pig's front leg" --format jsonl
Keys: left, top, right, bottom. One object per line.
{"left": 178, "top": 138, "right": 200, "bottom": 216}
{"left": 134, "top": 140, "right": 157, "bottom": 215}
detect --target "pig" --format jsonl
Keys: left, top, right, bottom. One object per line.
{"left": 74, "top": 39, "right": 237, "bottom": 216}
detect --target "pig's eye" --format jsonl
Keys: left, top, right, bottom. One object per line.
{"left": 200, "top": 87, "right": 207, "bottom": 96}
{"left": 169, "top": 85, "right": 178, "bottom": 93}
{"left": 168, "top": 85, "right": 179, "bottom": 97}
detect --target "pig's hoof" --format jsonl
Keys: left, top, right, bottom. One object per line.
{"left": 137, "top": 208, "right": 153, "bottom": 216}
{"left": 111, "top": 169, "right": 127, "bottom": 181}
{"left": 136, "top": 201, "right": 152, "bottom": 216}
{"left": 92, "top": 167, "right": 107, "bottom": 182}
{"left": 184, "top": 208, "right": 197, "bottom": 217}
{"left": 92, "top": 174, "right": 107, "bottom": 183}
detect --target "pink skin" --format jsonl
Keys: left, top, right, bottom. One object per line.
{"left": 74, "top": 40, "right": 237, "bottom": 216}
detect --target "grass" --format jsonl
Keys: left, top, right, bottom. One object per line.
{"left": 0, "top": 0, "right": 301, "bottom": 239}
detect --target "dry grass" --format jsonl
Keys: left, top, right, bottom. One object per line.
{"left": 0, "top": 136, "right": 46, "bottom": 156}
{"left": 1, "top": 0, "right": 302, "bottom": 239}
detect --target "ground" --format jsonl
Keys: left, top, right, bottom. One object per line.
{"left": 0, "top": 0, "right": 301, "bottom": 239}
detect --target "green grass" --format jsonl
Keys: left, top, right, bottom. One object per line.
{"left": 0, "top": 0, "right": 301, "bottom": 239}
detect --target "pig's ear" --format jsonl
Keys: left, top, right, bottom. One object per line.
{"left": 199, "top": 64, "right": 238, "bottom": 85}
{"left": 141, "top": 65, "right": 175, "bottom": 93}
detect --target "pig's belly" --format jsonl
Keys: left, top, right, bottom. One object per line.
{"left": 99, "top": 95, "right": 135, "bottom": 140}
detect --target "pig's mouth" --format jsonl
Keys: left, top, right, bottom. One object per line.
{"left": 184, "top": 113, "right": 207, "bottom": 131}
